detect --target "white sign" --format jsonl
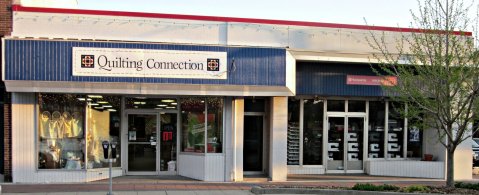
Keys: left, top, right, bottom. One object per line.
{"left": 72, "top": 47, "right": 227, "bottom": 79}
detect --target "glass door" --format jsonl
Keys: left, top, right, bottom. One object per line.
{"left": 159, "top": 113, "right": 177, "bottom": 173}
{"left": 346, "top": 117, "right": 364, "bottom": 173}
{"left": 127, "top": 114, "right": 158, "bottom": 174}
{"left": 327, "top": 117, "right": 345, "bottom": 172}
{"left": 243, "top": 115, "right": 263, "bottom": 173}
{"left": 327, "top": 116, "right": 365, "bottom": 173}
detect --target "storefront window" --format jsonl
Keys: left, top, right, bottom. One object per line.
{"left": 181, "top": 98, "right": 206, "bottom": 153}
{"left": 287, "top": 98, "right": 300, "bottom": 165}
{"left": 207, "top": 98, "right": 223, "bottom": 153}
{"left": 303, "top": 99, "right": 323, "bottom": 165}
{"left": 327, "top": 100, "right": 345, "bottom": 112}
{"left": 348, "top": 101, "right": 366, "bottom": 112}
{"left": 407, "top": 116, "right": 423, "bottom": 158}
{"left": 38, "top": 94, "right": 85, "bottom": 170}
{"left": 86, "top": 95, "right": 121, "bottom": 168}
{"left": 388, "top": 102, "right": 405, "bottom": 158}
{"left": 368, "top": 101, "right": 385, "bottom": 158}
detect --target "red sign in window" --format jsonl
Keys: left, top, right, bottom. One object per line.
{"left": 346, "top": 75, "right": 397, "bottom": 86}
{"left": 162, "top": 131, "right": 173, "bottom": 141}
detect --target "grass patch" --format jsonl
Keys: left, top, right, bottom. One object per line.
{"left": 351, "top": 183, "right": 400, "bottom": 191}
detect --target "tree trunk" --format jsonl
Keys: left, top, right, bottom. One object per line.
{"left": 446, "top": 149, "right": 455, "bottom": 188}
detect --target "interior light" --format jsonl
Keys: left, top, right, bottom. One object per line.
{"left": 88, "top": 103, "right": 99, "bottom": 106}
{"left": 107, "top": 109, "right": 117, "bottom": 112}
{"left": 161, "top": 99, "right": 175, "bottom": 103}
{"left": 155, "top": 108, "right": 164, "bottom": 110}
{"left": 140, "top": 102, "right": 146, "bottom": 105}
{"left": 87, "top": 98, "right": 92, "bottom": 101}
{"left": 87, "top": 95, "right": 103, "bottom": 98}
{"left": 77, "top": 98, "right": 86, "bottom": 101}
{"left": 166, "top": 106, "right": 176, "bottom": 109}
{"left": 157, "top": 104, "right": 168, "bottom": 107}
{"left": 171, "top": 102, "right": 178, "bottom": 105}
{"left": 134, "top": 102, "right": 142, "bottom": 105}
{"left": 97, "top": 101, "right": 109, "bottom": 104}
{"left": 103, "top": 105, "right": 113, "bottom": 108}
{"left": 94, "top": 106, "right": 104, "bottom": 109}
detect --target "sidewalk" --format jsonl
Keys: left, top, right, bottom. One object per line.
{"left": 0, "top": 175, "right": 457, "bottom": 194}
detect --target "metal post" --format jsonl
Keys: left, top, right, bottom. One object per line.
{"left": 108, "top": 159, "right": 113, "bottom": 195}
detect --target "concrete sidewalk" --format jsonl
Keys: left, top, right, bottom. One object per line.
{"left": 0, "top": 190, "right": 256, "bottom": 195}
{"left": 0, "top": 174, "right": 460, "bottom": 194}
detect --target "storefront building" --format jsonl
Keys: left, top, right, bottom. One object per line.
{"left": 1, "top": 3, "right": 474, "bottom": 183}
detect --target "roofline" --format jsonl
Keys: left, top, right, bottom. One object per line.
{"left": 12, "top": 5, "right": 472, "bottom": 36}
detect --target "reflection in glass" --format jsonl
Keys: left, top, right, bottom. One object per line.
{"left": 207, "top": 98, "right": 223, "bottom": 153}
{"left": 38, "top": 94, "right": 85, "bottom": 170}
{"left": 368, "top": 101, "right": 385, "bottom": 158}
{"left": 303, "top": 99, "right": 323, "bottom": 165}
{"left": 327, "top": 117, "right": 344, "bottom": 170}
{"left": 86, "top": 95, "right": 121, "bottom": 168}
{"left": 181, "top": 98, "right": 206, "bottom": 153}
{"left": 407, "top": 116, "right": 423, "bottom": 158}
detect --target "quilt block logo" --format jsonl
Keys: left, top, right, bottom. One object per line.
{"left": 81, "top": 55, "right": 95, "bottom": 68}
{"left": 207, "top": 58, "right": 220, "bottom": 71}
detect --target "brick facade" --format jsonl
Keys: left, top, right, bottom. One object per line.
{"left": 1, "top": 0, "right": 13, "bottom": 181}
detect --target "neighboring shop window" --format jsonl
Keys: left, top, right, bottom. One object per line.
{"left": 388, "top": 102, "right": 405, "bottom": 158}
{"left": 207, "top": 98, "right": 223, "bottom": 153}
{"left": 303, "top": 99, "right": 323, "bottom": 165}
{"left": 287, "top": 98, "right": 300, "bottom": 165}
{"left": 368, "top": 101, "right": 385, "bottom": 158}
{"left": 407, "top": 114, "right": 423, "bottom": 158}
{"left": 38, "top": 94, "right": 85, "bottom": 170}
{"left": 348, "top": 101, "right": 366, "bottom": 112}
{"left": 327, "top": 100, "right": 345, "bottom": 112}
{"left": 86, "top": 95, "right": 121, "bottom": 168}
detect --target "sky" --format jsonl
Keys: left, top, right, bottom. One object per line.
{"left": 20, "top": 0, "right": 420, "bottom": 28}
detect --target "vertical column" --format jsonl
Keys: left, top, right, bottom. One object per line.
{"left": 233, "top": 98, "right": 244, "bottom": 181}
{"left": 269, "top": 97, "right": 288, "bottom": 181}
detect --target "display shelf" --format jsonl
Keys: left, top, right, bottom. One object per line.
{"left": 387, "top": 119, "right": 404, "bottom": 158}
{"left": 287, "top": 122, "right": 300, "bottom": 165}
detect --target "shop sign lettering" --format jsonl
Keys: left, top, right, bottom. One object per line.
{"left": 73, "top": 47, "right": 227, "bottom": 79}
{"left": 346, "top": 75, "right": 397, "bottom": 86}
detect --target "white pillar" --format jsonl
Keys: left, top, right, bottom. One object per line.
{"left": 233, "top": 98, "right": 244, "bottom": 181}
{"left": 269, "top": 97, "right": 288, "bottom": 181}
{"left": 453, "top": 135, "right": 473, "bottom": 180}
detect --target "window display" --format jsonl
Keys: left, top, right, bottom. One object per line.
{"left": 303, "top": 99, "right": 323, "bottom": 165}
{"left": 207, "top": 98, "right": 223, "bottom": 153}
{"left": 86, "top": 95, "right": 121, "bottom": 168}
{"left": 181, "top": 98, "right": 206, "bottom": 153}
{"left": 388, "top": 102, "right": 405, "bottom": 158}
{"left": 38, "top": 94, "right": 85, "bottom": 170}
{"left": 180, "top": 97, "right": 224, "bottom": 153}
{"left": 287, "top": 98, "right": 300, "bottom": 165}
{"left": 407, "top": 116, "right": 423, "bottom": 158}
{"left": 368, "top": 101, "right": 385, "bottom": 158}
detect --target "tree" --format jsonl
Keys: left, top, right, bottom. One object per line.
{"left": 367, "top": 0, "right": 479, "bottom": 187}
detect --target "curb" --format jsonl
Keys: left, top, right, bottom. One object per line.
{"left": 250, "top": 186, "right": 462, "bottom": 195}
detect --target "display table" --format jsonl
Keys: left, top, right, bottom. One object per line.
{"left": 365, "top": 160, "right": 444, "bottom": 179}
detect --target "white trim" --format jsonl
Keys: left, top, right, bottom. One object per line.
{"left": 285, "top": 51, "right": 296, "bottom": 95}
{"left": 2, "top": 38, "right": 5, "bottom": 81}
{"left": 4, "top": 81, "right": 294, "bottom": 97}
